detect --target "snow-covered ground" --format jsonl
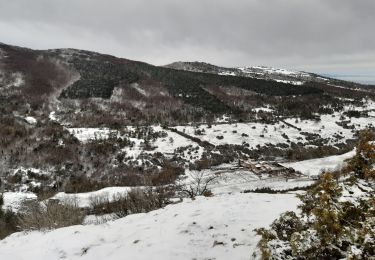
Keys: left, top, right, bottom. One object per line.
{"left": 281, "top": 150, "right": 355, "bottom": 177}
{"left": 67, "top": 128, "right": 116, "bottom": 143}
{"left": 176, "top": 122, "right": 302, "bottom": 147}
{"left": 2, "top": 192, "right": 37, "bottom": 212}
{"left": 211, "top": 175, "right": 313, "bottom": 194}
{"left": 0, "top": 71, "right": 24, "bottom": 89}
{"left": 0, "top": 192, "right": 300, "bottom": 260}
{"left": 344, "top": 99, "right": 375, "bottom": 111}
{"left": 65, "top": 100, "right": 375, "bottom": 165}
{"left": 67, "top": 126, "right": 205, "bottom": 163}
{"left": 244, "top": 66, "right": 310, "bottom": 77}
{"left": 284, "top": 113, "right": 375, "bottom": 145}
{"left": 52, "top": 186, "right": 134, "bottom": 208}
{"left": 252, "top": 107, "right": 274, "bottom": 113}
{"left": 151, "top": 126, "right": 204, "bottom": 161}
{"left": 274, "top": 79, "right": 304, "bottom": 85}
{"left": 24, "top": 116, "right": 37, "bottom": 125}
{"left": 5, "top": 167, "right": 52, "bottom": 192}
{"left": 0, "top": 140, "right": 363, "bottom": 259}
{"left": 182, "top": 165, "right": 314, "bottom": 195}
{"left": 236, "top": 66, "right": 311, "bottom": 85}
{"left": 176, "top": 105, "right": 375, "bottom": 148}
{"left": 2, "top": 148, "right": 356, "bottom": 213}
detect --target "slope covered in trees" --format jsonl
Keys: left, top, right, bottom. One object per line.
{"left": 1, "top": 42, "right": 374, "bottom": 126}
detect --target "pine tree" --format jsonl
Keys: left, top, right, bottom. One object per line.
{"left": 311, "top": 173, "right": 343, "bottom": 246}
{"left": 347, "top": 130, "right": 375, "bottom": 179}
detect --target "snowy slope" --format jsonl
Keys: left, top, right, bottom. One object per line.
{"left": 0, "top": 193, "right": 299, "bottom": 260}
{"left": 176, "top": 122, "right": 303, "bottom": 147}
{"left": 2, "top": 192, "right": 37, "bottom": 212}
{"left": 165, "top": 62, "right": 319, "bottom": 85}
{"left": 281, "top": 150, "right": 355, "bottom": 177}
{"left": 182, "top": 165, "right": 314, "bottom": 195}
{"left": 52, "top": 186, "right": 134, "bottom": 208}
{"left": 1, "top": 150, "right": 355, "bottom": 214}
{"left": 64, "top": 100, "right": 375, "bottom": 166}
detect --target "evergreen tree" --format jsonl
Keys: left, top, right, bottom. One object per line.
{"left": 347, "top": 130, "right": 375, "bottom": 179}
{"left": 310, "top": 173, "right": 343, "bottom": 250}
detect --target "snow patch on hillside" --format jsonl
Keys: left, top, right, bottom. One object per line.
{"left": 25, "top": 116, "right": 37, "bottom": 125}
{"left": 52, "top": 187, "right": 134, "bottom": 208}
{"left": 218, "top": 71, "right": 236, "bottom": 76}
{"left": 281, "top": 150, "right": 355, "bottom": 177}
{"left": 274, "top": 79, "right": 304, "bottom": 85}
{"left": 49, "top": 111, "right": 58, "bottom": 122}
{"left": 176, "top": 122, "right": 302, "bottom": 147}
{"left": 131, "top": 83, "right": 149, "bottom": 97}
{"left": 67, "top": 128, "right": 115, "bottom": 143}
{"left": 182, "top": 165, "right": 314, "bottom": 195}
{"left": 0, "top": 72, "right": 24, "bottom": 88}
{"left": 2, "top": 192, "right": 37, "bottom": 212}
{"left": 248, "top": 66, "right": 309, "bottom": 77}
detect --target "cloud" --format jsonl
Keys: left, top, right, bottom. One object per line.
{"left": 0, "top": 0, "right": 374, "bottom": 75}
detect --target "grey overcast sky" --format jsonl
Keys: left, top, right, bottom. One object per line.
{"left": 0, "top": 0, "right": 374, "bottom": 82}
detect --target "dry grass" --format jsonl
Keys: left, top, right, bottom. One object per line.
{"left": 89, "top": 188, "right": 172, "bottom": 217}
{"left": 18, "top": 199, "right": 85, "bottom": 231}
{"left": 0, "top": 194, "right": 18, "bottom": 239}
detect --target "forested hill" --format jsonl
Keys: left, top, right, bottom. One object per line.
{"left": 0, "top": 42, "right": 374, "bottom": 126}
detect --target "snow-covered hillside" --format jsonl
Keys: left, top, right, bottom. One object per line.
{"left": 61, "top": 99, "right": 375, "bottom": 169}
{"left": 1, "top": 42, "right": 375, "bottom": 260}
{"left": 2, "top": 149, "right": 353, "bottom": 213}
{"left": 281, "top": 149, "right": 355, "bottom": 177}
{"left": 165, "top": 61, "right": 375, "bottom": 91}
{"left": 165, "top": 61, "right": 328, "bottom": 86}
{"left": 1, "top": 120, "right": 371, "bottom": 259}
{"left": 0, "top": 192, "right": 299, "bottom": 260}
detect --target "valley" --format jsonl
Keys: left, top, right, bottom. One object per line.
{"left": 0, "top": 43, "right": 374, "bottom": 259}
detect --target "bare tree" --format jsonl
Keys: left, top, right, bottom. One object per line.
{"left": 178, "top": 171, "right": 218, "bottom": 199}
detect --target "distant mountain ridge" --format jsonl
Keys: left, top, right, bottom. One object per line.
{"left": 0, "top": 42, "right": 374, "bottom": 127}
{"left": 165, "top": 61, "right": 374, "bottom": 88}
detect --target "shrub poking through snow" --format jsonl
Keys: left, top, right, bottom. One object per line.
{"left": 0, "top": 194, "right": 18, "bottom": 239}
{"left": 89, "top": 187, "right": 172, "bottom": 217}
{"left": 178, "top": 171, "right": 218, "bottom": 199}
{"left": 255, "top": 130, "right": 375, "bottom": 259}
{"left": 346, "top": 129, "right": 375, "bottom": 179}
{"left": 18, "top": 199, "right": 85, "bottom": 231}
